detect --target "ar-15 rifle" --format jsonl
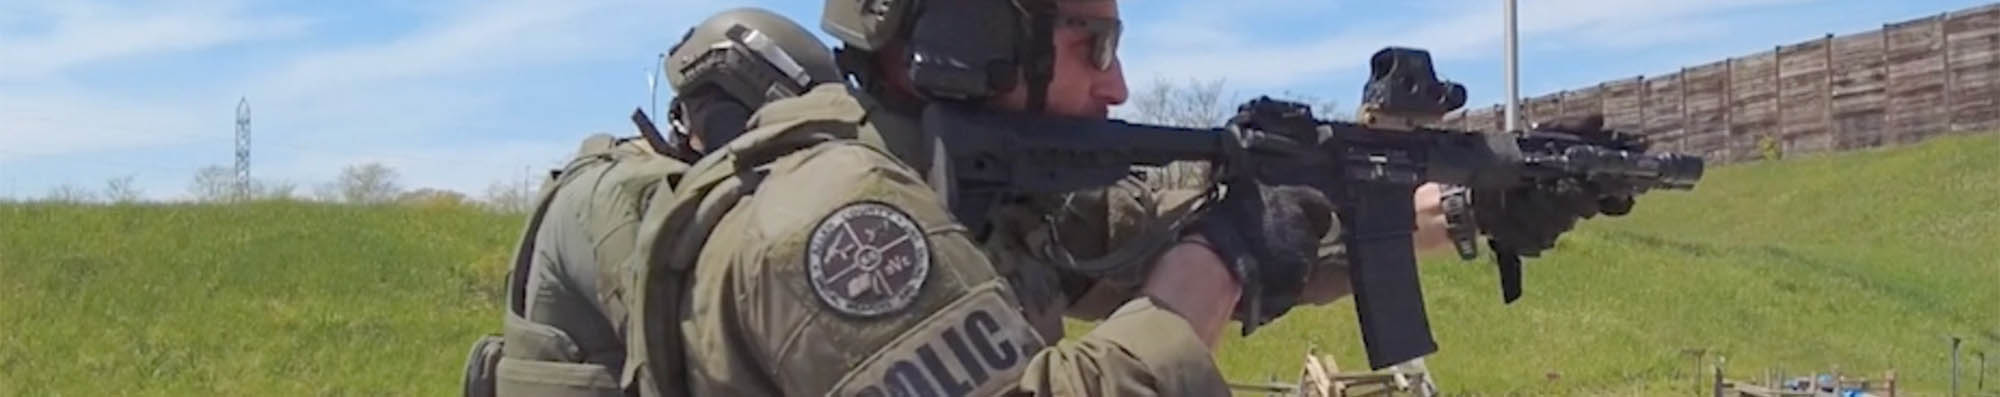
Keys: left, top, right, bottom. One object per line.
{"left": 923, "top": 47, "right": 1704, "bottom": 370}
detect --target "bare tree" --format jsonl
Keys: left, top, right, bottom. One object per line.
{"left": 399, "top": 188, "right": 471, "bottom": 207}
{"left": 1126, "top": 78, "right": 1355, "bottom": 128}
{"left": 1272, "top": 90, "right": 1350, "bottom": 121}
{"left": 312, "top": 184, "right": 342, "bottom": 202}
{"left": 103, "top": 176, "right": 142, "bottom": 203}
{"left": 189, "top": 165, "right": 237, "bottom": 202}
{"left": 258, "top": 180, "right": 299, "bottom": 200}
{"left": 318, "top": 162, "right": 404, "bottom": 204}
{"left": 185, "top": 164, "right": 304, "bottom": 203}
{"left": 482, "top": 172, "right": 539, "bottom": 214}
{"left": 1127, "top": 77, "right": 1233, "bottom": 128}
{"left": 44, "top": 184, "right": 96, "bottom": 203}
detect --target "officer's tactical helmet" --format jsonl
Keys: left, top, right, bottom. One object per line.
{"left": 663, "top": 7, "right": 840, "bottom": 152}
{"left": 820, "top": 0, "right": 1121, "bottom": 111}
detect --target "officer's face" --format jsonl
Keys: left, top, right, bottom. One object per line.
{"left": 993, "top": 0, "right": 1128, "bottom": 119}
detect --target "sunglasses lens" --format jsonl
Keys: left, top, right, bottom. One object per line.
{"left": 1063, "top": 16, "right": 1121, "bottom": 70}
{"left": 1096, "top": 33, "right": 1118, "bottom": 70}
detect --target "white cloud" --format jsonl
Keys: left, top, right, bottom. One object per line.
{"left": 232, "top": 0, "right": 727, "bottom": 195}
{"left": 0, "top": 0, "right": 741, "bottom": 197}
{"left": 14, "top": 0, "right": 1831, "bottom": 199}
{"left": 237, "top": 0, "right": 704, "bottom": 146}
{"left": 257, "top": 0, "right": 614, "bottom": 101}
{"left": 0, "top": 1, "right": 303, "bottom": 163}
{"left": 0, "top": 0, "right": 308, "bottom": 82}
{"left": 0, "top": 90, "right": 230, "bottom": 161}
{"left": 1119, "top": 0, "right": 1816, "bottom": 91}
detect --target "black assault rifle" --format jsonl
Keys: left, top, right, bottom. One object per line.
{"left": 923, "top": 47, "right": 1704, "bottom": 370}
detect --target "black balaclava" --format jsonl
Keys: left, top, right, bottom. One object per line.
{"left": 679, "top": 85, "right": 753, "bottom": 152}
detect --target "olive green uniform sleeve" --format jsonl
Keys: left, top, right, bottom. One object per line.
{"left": 1010, "top": 297, "right": 1231, "bottom": 397}
{"left": 1131, "top": 160, "right": 1349, "bottom": 271}
{"left": 987, "top": 159, "right": 1354, "bottom": 312}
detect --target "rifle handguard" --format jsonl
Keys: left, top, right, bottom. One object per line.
{"left": 919, "top": 47, "right": 1707, "bottom": 371}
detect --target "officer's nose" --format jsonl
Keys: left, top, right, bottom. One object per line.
{"left": 1094, "top": 57, "right": 1129, "bottom": 106}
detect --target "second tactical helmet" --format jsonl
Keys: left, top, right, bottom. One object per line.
{"left": 666, "top": 7, "right": 839, "bottom": 100}
{"left": 664, "top": 7, "right": 840, "bottom": 150}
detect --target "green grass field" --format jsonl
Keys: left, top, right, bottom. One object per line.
{"left": 2, "top": 133, "right": 1995, "bottom": 396}
{"left": 0, "top": 201, "right": 520, "bottom": 396}
{"left": 1203, "top": 132, "right": 2000, "bottom": 395}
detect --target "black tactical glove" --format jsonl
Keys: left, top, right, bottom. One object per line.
{"left": 1186, "top": 97, "right": 1343, "bottom": 335}
{"left": 1188, "top": 181, "right": 1335, "bottom": 336}
{"left": 1472, "top": 178, "right": 1608, "bottom": 257}
{"left": 1472, "top": 114, "right": 1640, "bottom": 302}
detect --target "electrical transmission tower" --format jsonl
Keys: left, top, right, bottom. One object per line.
{"left": 236, "top": 97, "right": 252, "bottom": 198}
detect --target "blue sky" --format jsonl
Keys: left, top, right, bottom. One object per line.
{"left": 2, "top": 0, "right": 1992, "bottom": 200}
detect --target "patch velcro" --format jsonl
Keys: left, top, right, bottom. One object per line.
{"left": 829, "top": 284, "right": 1046, "bottom": 397}
{"left": 809, "top": 201, "right": 931, "bottom": 317}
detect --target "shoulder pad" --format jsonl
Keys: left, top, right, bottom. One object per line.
{"left": 712, "top": 83, "right": 871, "bottom": 166}
{"left": 740, "top": 83, "right": 868, "bottom": 142}
{"left": 572, "top": 133, "right": 620, "bottom": 158}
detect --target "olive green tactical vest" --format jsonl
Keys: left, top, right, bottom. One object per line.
{"left": 461, "top": 134, "right": 688, "bottom": 397}
{"left": 618, "top": 81, "right": 925, "bottom": 397}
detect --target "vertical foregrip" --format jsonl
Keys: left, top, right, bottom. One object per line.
{"left": 1342, "top": 182, "right": 1440, "bottom": 370}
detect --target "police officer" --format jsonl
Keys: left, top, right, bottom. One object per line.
{"left": 622, "top": 1, "right": 1254, "bottom": 394}
{"left": 459, "top": 8, "right": 841, "bottom": 397}
{"left": 621, "top": 0, "right": 1621, "bottom": 396}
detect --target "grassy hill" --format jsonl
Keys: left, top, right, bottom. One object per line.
{"left": 1208, "top": 132, "right": 2000, "bottom": 395}
{"left": 0, "top": 201, "right": 521, "bottom": 396}
{"left": 1, "top": 133, "right": 1994, "bottom": 396}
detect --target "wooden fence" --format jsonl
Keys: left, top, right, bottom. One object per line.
{"left": 1440, "top": 3, "right": 2000, "bottom": 164}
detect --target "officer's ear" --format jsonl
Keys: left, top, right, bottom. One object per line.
{"left": 670, "top": 101, "right": 705, "bottom": 152}
{"left": 979, "top": 75, "right": 1033, "bottom": 113}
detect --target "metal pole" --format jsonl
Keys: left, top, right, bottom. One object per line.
{"left": 1683, "top": 348, "right": 1708, "bottom": 395}
{"left": 1504, "top": 0, "right": 1520, "bottom": 132}
{"left": 1978, "top": 351, "right": 1986, "bottom": 391}
{"left": 652, "top": 53, "right": 665, "bottom": 123}
{"left": 1952, "top": 336, "right": 1962, "bottom": 397}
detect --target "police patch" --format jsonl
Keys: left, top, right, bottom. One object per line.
{"left": 830, "top": 283, "right": 1045, "bottom": 397}
{"left": 808, "top": 201, "right": 931, "bottom": 317}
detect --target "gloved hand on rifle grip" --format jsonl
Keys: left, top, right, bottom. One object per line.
{"left": 1186, "top": 181, "right": 1335, "bottom": 335}
{"left": 1474, "top": 180, "right": 1584, "bottom": 257}
{"left": 1476, "top": 114, "right": 1640, "bottom": 257}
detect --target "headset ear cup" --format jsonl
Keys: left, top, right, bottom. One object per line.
{"left": 988, "top": 59, "right": 1018, "bottom": 95}
{"left": 906, "top": 0, "right": 1025, "bottom": 102}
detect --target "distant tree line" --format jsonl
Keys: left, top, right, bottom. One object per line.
{"left": 23, "top": 161, "right": 540, "bottom": 214}
{"left": 1123, "top": 77, "right": 1351, "bottom": 128}
{"left": 16, "top": 76, "right": 1334, "bottom": 213}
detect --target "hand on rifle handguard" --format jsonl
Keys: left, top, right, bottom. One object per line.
{"left": 1472, "top": 114, "right": 1638, "bottom": 258}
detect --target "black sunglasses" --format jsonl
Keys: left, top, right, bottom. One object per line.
{"left": 1058, "top": 15, "right": 1122, "bottom": 71}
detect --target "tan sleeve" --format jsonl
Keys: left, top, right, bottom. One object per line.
{"left": 1010, "top": 296, "right": 1230, "bottom": 397}
{"left": 987, "top": 162, "right": 1215, "bottom": 290}
{"left": 1142, "top": 161, "right": 1355, "bottom": 307}
{"left": 991, "top": 158, "right": 1359, "bottom": 304}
